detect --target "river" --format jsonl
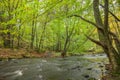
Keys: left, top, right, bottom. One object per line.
{"left": 0, "top": 54, "right": 108, "bottom": 80}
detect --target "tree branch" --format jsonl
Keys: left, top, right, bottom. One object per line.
{"left": 69, "top": 15, "right": 98, "bottom": 27}
{"left": 100, "top": 4, "right": 120, "bottom": 22}
{"left": 69, "top": 14, "right": 104, "bottom": 32}
{"left": 85, "top": 34, "right": 106, "bottom": 48}
{"left": 109, "top": 31, "right": 120, "bottom": 42}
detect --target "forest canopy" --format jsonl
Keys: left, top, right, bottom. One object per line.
{"left": 0, "top": 0, "right": 99, "bottom": 53}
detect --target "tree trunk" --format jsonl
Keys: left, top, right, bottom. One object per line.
{"left": 31, "top": 20, "right": 35, "bottom": 49}
{"left": 4, "top": 32, "right": 11, "bottom": 48}
{"left": 93, "top": 0, "right": 120, "bottom": 71}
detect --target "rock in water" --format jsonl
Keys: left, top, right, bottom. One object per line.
{"left": 84, "top": 75, "right": 89, "bottom": 78}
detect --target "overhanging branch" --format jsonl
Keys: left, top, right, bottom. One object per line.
{"left": 85, "top": 34, "right": 106, "bottom": 48}
{"left": 70, "top": 15, "right": 98, "bottom": 27}
{"left": 69, "top": 14, "right": 104, "bottom": 32}
{"left": 100, "top": 4, "right": 120, "bottom": 22}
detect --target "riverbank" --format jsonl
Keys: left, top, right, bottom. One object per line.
{"left": 0, "top": 48, "right": 104, "bottom": 61}
{"left": 102, "top": 74, "right": 120, "bottom": 80}
{"left": 102, "top": 71, "right": 120, "bottom": 80}
{"left": 0, "top": 48, "right": 57, "bottom": 60}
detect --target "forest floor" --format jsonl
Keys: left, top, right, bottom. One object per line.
{"left": 0, "top": 48, "right": 58, "bottom": 60}
{"left": 0, "top": 48, "right": 103, "bottom": 60}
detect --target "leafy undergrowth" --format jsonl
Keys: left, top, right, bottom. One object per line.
{"left": 0, "top": 48, "right": 59, "bottom": 60}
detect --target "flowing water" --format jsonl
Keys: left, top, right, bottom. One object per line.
{"left": 0, "top": 54, "right": 108, "bottom": 80}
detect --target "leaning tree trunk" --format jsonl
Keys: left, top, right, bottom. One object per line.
{"left": 93, "top": 0, "right": 120, "bottom": 71}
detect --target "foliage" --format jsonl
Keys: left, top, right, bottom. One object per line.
{"left": 1, "top": 0, "right": 119, "bottom": 55}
